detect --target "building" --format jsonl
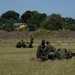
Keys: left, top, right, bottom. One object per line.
{"left": 14, "top": 23, "right": 27, "bottom": 29}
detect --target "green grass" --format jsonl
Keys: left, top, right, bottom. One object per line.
{"left": 0, "top": 39, "right": 75, "bottom": 75}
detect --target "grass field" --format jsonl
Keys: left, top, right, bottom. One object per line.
{"left": 0, "top": 39, "right": 75, "bottom": 75}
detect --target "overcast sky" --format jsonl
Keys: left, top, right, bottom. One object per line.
{"left": 0, "top": 0, "right": 75, "bottom": 18}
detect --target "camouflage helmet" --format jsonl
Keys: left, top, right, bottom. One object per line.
{"left": 63, "top": 48, "right": 67, "bottom": 52}
{"left": 41, "top": 40, "right": 45, "bottom": 44}
{"left": 57, "top": 48, "right": 61, "bottom": 51}
{"left": 46, "top": 41, "right": 50, "bottom": 44}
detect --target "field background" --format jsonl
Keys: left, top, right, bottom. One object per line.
{"left": 0, "top": 37, "right": 75, "bottom": 75}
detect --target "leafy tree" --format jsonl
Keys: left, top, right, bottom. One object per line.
{"left": 62, "top": 22, "right": 71, "bottom": 30}
{"left": 66, "top": 18, "right": 75, "bottom": 24}
{"left": 1, "top": 10, "right": 20, "bottom": 20}
{"left": 21, "top": 10, "right": 47, "bottom": 31}
{"left": 42, "top": 14, "right": 62, "bottom": 30}
{"left": 62, "top": 17, "right": 75, "bottom": 31}
{"left": 21, "top": 10, "right": 32, "bottom": 23}
{"left": 69, "top": 24, "right": 75, "bottom": 31}
{"left": 3, "top": 20, "right": 15, "bottom": 32}
{"left": 0, "top": 18, "right": 3, "bottom": 29}
{"left": 27, "top": 12, "right": 47, "bottom": 31}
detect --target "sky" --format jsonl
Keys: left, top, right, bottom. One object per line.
{"left": 0, "top": 0, "right": 75, "bottom": 18}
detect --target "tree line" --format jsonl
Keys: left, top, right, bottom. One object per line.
{"left": 0, "top": 10, "right": 75, "bottom": 31}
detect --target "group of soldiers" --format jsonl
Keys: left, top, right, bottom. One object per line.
{"left": 16, "top": 35, "right": 34, "bottom": 48}
{"left": 36, "top": 40, "right": 75, "bottom": 61}
{"left": 16, "top": 36, "right": 75, "bottom": 61}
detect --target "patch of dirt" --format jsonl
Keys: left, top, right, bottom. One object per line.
{"left": 69, "top": 31, "right": 75, "bottom": 38}
{"left": 0, "top": 31, "right": 24, "bottom": 39}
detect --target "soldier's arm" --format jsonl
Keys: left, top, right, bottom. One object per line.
{"left": 36, "top": 45, "right": 41, "bottom": 58}
{"left": 36, "top": 48, "right": 39, "bottom": 58}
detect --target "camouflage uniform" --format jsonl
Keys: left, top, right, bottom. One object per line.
{"left": 64, "top": 49, "right": 75, "bottom": 59}
{"left": 43, "top": 41, "right": 51, "bottom": 60}
{"left": 16, "top": 42, "right": 21, "bottom": 48}
{"left": 29, "top": 35, "right": 34, "bottom": 48}
{"left": 36, "top": 40, "right": 45, "bottom": 60}
{"left": 48, "top": 52, "right": 56, "bottom": 60}
{"left": 55, "top": 48, "right": 69, "bottom": 59}
{"left": 63, "top": 49, "right": 72, "bottom": 59}
{"left": 45, "top": 41, "right": 56, "bottom": 60}
{"left": 56, "top": 50, "right": 66, "bottom": 59}
{"left": 20, "top": 40, "right": 26, "bottom": 48}
{"left": 22, "top": 42, "right": 26, "bottom": 48}
{"left": 20, "top": 40, "right": 23, "bottom": 46}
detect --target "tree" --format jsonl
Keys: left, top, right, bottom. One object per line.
{"left": 0, "top": 18, "right": 3, "bottom": 30}
{"left": 42, "top": 14, "right": 62, "bottom": 30}
{"left": 1, "top": 10, "right": 20, "bottom": 20}
{"left": 66, "top": 18, "right": 75, "bottom": 24}
{"left": 21, "top": 10, "right": 32, "bottom": 23}
{"left": 27, "top": 12, "right": 47, "bottom": 31}
{"left": 3, "top": 20, "right": 15, "bottom": 32}
{"left": 62, "top": 17, "right": 75, "bottom": 31}
{"left": 21, "top": 10, "right": 47, "bottom": 31}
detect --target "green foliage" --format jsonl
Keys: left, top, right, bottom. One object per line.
{"left": 42, "top": 14, "right": 62, "bottom": 30}
{"left": 69, "top": 24, "right": 75, "bottom": 31}
{"left": 1, "top": 10, "right": 20, "bottom": 20}
{"left": 0, "top": 18, "right": 3, "bottom": 30}
{"left": 62, "top": 21, "right": 75, "bottom": 31}
{"left": 62, "top": 22, "right": 71, "bottom": 30}
{"left": 27, "top": 13, "right": 40, "bottom": 31}
{"left": 1, "top": 10, "right": 75, "bottom": 31}
{"left": 3, "top": 20, "right": 15, "bottom": 32}
{"left": 21, "top": 10, "right": 32, "bottom": 23}
{"left": 26, "top": 11, "right": 47, "bottom": 31}
{"left": 3, "top": 24, "right": 15, "bottom": 32}
{"left": 63, "top": 17, "right": 75, "bottom": 24}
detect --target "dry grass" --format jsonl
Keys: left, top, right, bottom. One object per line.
{"left": 0, "top": 39, "right": 75, "bottom": 75}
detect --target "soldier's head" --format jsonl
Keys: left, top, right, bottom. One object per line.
{"left": 46, "top": 41, "right": 50, "bottom": 45}
{"left": 21, "top": 40, "right": 23, "bottom": 42}
{"left": 41, "top": 40, "right": 45, "bottom": 45}
{"left": 57, "top": 48, "right": 61, "bottom": 51}
{"left": 18, "top": 42, "right": 21, "bottom": 44}
{"left": 30, "top": 35, "right": 33, "bottom": 38}
{"left": 63, "top": 48, "right": 67, "bottom": 52}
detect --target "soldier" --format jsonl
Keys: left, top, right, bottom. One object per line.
{"left": 36, "top": 40, "right": 46, "bottom": 61}
{"left": 20, "top": 40, "right": 26, "bottom": 48}
{"left": 55, "top": 48, "right": 61, "bottom": 59}
{"left": 28, "top": 35, "right": 34, "bottom": 48}
{"left": 55, "top": 48, "right": 68, "bottom": 60}
{"left": 63, "top": 49, "right": 72, "bottom": 59}
{"left": 64, "top": 49, "right": 75, "bottom": 59}
{"left": 43, "top": 41, "right": 51, "bottom": 60}
{"left": 46, "top": 42, "right": 56, "bottom": 52}
{"left": 72, "top": 52, "right": 75, "bottom": 57}
{"left": 21, "top": 40, "right": 24, "bottom": 45}
{"left": 16, "top": 42, "right": 21, "bottom": 48}
{"left": 45, "top": 41, "right": 56, "bottom": 60}
{"left": 48, "top": 52, "right": 56, "bottom": 60}
{"left": 22, "top": 42, "right": 26, "bottom": 48}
